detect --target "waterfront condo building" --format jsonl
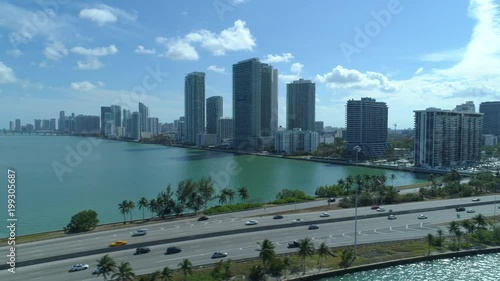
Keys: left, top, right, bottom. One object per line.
{"left": 453, "top": 101, "right": 475, "bottom": 113}
{"left": 74, "top": 115, "right": 100, "bottom": 135}
{"left": 131, "top": 111, "right": 141, "bottom": 140}
{"left": 275, "top": 128, "right": 319, "bottom": 154}
{"left": 345, "top": 97, "right": 389, "bottom": 158}
{"left": 206, "top": 96, "right": 223, "bottom": 135}
{"left": 479, "top": 101, "right": 500, "bottom": 137}
{"left": 414, "top": 108, "right": 483, "bottom": 168}
{"left": 286, "top": 79, "right": 315, "bottom": 132}
{"left": 139, "top": 102, "right": 149, "bottom": 134}
{"left": 217, "top": 117, "right": 233, "bottom": 144}
{"left": 261, "top": 64, "right": 278, "bottom": 138}
{"left": 185, "top": 72, "right": 206, "bottom": 145}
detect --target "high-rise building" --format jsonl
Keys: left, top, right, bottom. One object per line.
{"left": 74, "top": 115, "right": 100, "bottom": 134}
{"left": 206, "top": 96, "right": 223, "bottom": 135}
{"left": 233, "top": 58, "right": 262, "bottom": 151}
{"left": 147, "top": 117, "right": 159, "bottom": 135}
{"left": 111, "top": 105, "right": 122, "bottom": 128}
{"left": 454, "top": 101, "right": 475, "bottom": 113}
{"left": 315, "top": 121, "right": 324, "bottom": 135}
{"left": 479, "top": 101, "right": 500, "bottom": 136}
{"left": 9, "top": 121, "right": 15, "bottom": 131}
{"left": 217, "top": 117, "right": 233, "bottom": 144}
{"left": 59, "top": 111, "right": 66, "bottom": 131}
{"left": 42, "top": 119, "right": 50, "bottom": 130}
{"left": 131, "top": 112, "right": 141, "bottom": 140}
{"left": 261, "top": 64, "right": 278, "bottom": 137}
{"left": 286, "top": 79, "right": 315, "bottom": 132}
{"left": 122, "top": 109, "right": 131, "bottom": 135}
{"left": 414, "top": 108, "right": 483, "bottom": 168}
{"left": 139, "top": 102, "right": 149, "bottom": 133}
{"left": 275, "top": 128, "right": 319, "bottom": 154}
{"left": 15, "top": 119, "right": 21, "bottom": 132}
{"left": 100, "top": 106, "right": 111, "bottom": 134}
{"left": 185, "top": 72, "right": 205, "bottom": 144}
{"left": 346, "top": 97, "right": 389, "bottom": 158}
{"left": 50, "top": 118, "right": 56, "bottom": 131}
{"left": 34, "top": 119, "right": 42, "bottom": 131}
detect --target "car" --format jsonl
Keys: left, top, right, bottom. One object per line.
{"left": 498, "top": 205, "right": 500, "bottom": 209}
{"left": 418, "top": 214, "right": 428, "bottom": 219}
{"left": 165, "top": 246, "right": 182, "bottom": 254}
{"left": 388, "top": 215, "right": 397, "bottom": 220}
{"left": 472, "top": 198, "right": 480, "bottom": 202}
{"left": 198, "top": 216, "right": 209, "bottom": 221}
{"left": 92, "top": 267, "right": 104, "bottom": 275}
{"left": 69, "top": 264, "right": 89, "bottom": 272}
{"left": 245, "top": 220, "right": 258, "bottom": 225}
{"left": 376, "top": 207, "right": 386, "bottom": 212}
{"left": 109, "top": 240, "right": 127, "bottom": 247}
{"left": 308, "top": 225, "right": 319, "bottom": 230}
{"left": 456, "top": 207, "right": 466, "bottom": 212}
{"left": 132, "top": 229, "right": 148, "bottom": 236}
{"left": 134, "top": 247, "right": 150, "bottom": 255}
{"left": 292, "top": 218, "right": 304, "bottom": 223}
{"left": 320, "top": 212, "right": 330, "bottom": 217}
{"left": 287, "top": 241, "right": 300, "bottom": 248}
{"left": 328, "top": 198, "right": 336, "bottom": 203}
{"left": 273, "top": 215, "right": 284, "bottom": 219}
{"left": 211, "top": 251, "right": 228, "bottom": 259}
{"left": 371, "top": 205, "right": 380, "bottom": 210}
{"left": 467, "top": 208, "right": 475, "bottom": 213}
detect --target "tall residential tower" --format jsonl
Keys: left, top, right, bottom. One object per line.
{"left": 185, "top": 72, "right": 206, "bottom": 144}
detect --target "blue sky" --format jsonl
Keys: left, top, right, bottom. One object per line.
{"left": 1, "top": 0, "right": 499, "bottom": 129}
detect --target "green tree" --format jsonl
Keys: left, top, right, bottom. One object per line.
{"left": 473, "top": 213, "right": 488, "bottom": 230}
{"left": 218, "top": 192, "right": 227, "bottom": 205}
{"left": 111, "top": 261, "right": 135, "bottom": 281}
{"left": 148, "top": 270, "right": 162, "bottom": 281}
{"left": 248, "top": 265, "right": 265, "bottom": 281}
{"left": 268, "top": 258, "right": 285, "bottom": 280}
{"left": 298, "top": 237, "right": 315, "bottom": 274}
{"left": 198, "top": 176, "right": 215, "bottom": 210}
{"left": 137, "top": 197, "right": 149, "bottom": 220}
{"left": 160, "top": 266, "right": 174, "bottom": 281}
{"left": 256, "top": 238, "right": 276, "bottom": 267}
{"left": 436, "top": 229, "right": 444, "bottom": 249}
{"left": 461, "top": 219, "right": 476, "bottom": 246}
{"left": 317, "top": 242, "right": 332, "bottom": 271}
{"left": 339, "top": 248, "right": 354, "bottom": 268}
{"left": 64, "top": 209, "right": 99, "bottom": 233}
{"left": 238, "top": 186, "right": 249, "bottom": 203}
{"left": 448, "top": 221, "right": 460, "bottom": 249}
{"left": 223, "top": 259, "right": 232, "bottom": 280}
{"left": 425, "top": 233, "right": 434, "bottom": 256}
{"left": 96, "top": 254, "right": 117, "bottom": 280}
{"left": 148, "top": 198, "right": 158, "bottom": 218}
{"left": 282, "top": 256, "right": 291, "bottom": 279}
{"left": 178, "top": 258, "right": 193, "bottom": 281}
{"left": 222, "top": 188, "right": 236, "bottom": 203}
{"left": 118, "top": 200, "right": 129, "bottom": 224}
{"left": 126, "top": 200, "right": 135, "bottom": 222}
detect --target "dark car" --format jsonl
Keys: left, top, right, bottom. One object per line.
{"left": 165, "top": 246, "right": 182, "bottom": 254}
{"left": 308, "top": 225, "right": 319, "bottom": 230}
{"left": 198, "top": 216, "right": 209, "bottom": 221}
{"left": 134, "top": 247, "right": 150, "bottom": 255}
{"left": 287, "top": 241, "right": 300, "bottom": 248}
{"left": 328, "top": 198, "right": 336, "bottom": 203}
{"left": 371, "top": 205, "right": 380, "bottom": 210}
{"left": 273, "top": 215, "right": 284, "bottom": 219}
{"left": 456, "top": 207, "right": 466, "bottom": 212}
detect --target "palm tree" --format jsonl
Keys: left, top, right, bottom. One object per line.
{"left": 137, "top": 197, "right": 149, "bottom": 220}
{"left": 425, "top": 234, "right": 434, "bottom": 256}
{"left": 148, "top": 270, "right": 162, "bottom": 281}
{"left": 160, "top": 266, "right": 174, "bottom": 281}
{"left": 118, "top": 200, "right": 129, "bottom": 224}
{"left": 211, "top": 260, "right": 224, "bottom": 280}
{"left": 218, "top": 192, "right": 227, "bottom": 205}
{"left": 126, "top": 200, "right": 135, "bottom": 222}
{"left": 339, "top": 248, "right": 354, "bottom": 268}
{"left": 298, "top": 237, "right": 315, "bottom": 274}
{"left": 473, "top": 214, "right": 488, "bottom": 230}
{"left": 436, "top": 229, "right": 444, "bottom": 249}
{"left": 223, "top": 259, "right": 232, "bottom": 280}
{"left": 178, "top": 258, "right": 193, "bottom": 281}
{"left": 198, "top": 176, "right": 215, "bottom": 210}
{"left": 248, "top": 265, "right": 265, "bottom": 281}
{"left": 454, "top": 228, "right": 463, "bottom": 251}
{"left": 238, "top": 187, "right": 249, "bottom": 203}
{"left": 256, "top": 238, "right": 276, "bottom": 267}
{"left": 282, "top": 256, "right": 291, "bottom": 279}
{"left": 111, "top": 261, "right": 135, "bottom": 281}
{"left": 345, "top": 175, "right": 354, "bottom": 193}
{"left": 461, "top": 219, "right": 475, "bottom": 246}
{"left": 317, "top": 242, "right": 332, "bottom": 271}
{"left": 268, "top": 258, "right": 284, "bottom": 280}
{"left": 96, "top": 254, "right": 117, "bottom": 280}
{"left": 149, "top": 198, "right": 157, "bottom": 218}
{"left": 223, "top": 188, "right": 236, "bottom": 203}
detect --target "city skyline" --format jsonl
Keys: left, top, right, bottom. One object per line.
{"left": 1, "top": 1, "right": 500, "bottom": 129}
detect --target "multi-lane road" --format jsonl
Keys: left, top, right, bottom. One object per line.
{"left": 1, "top": 195, "right": 499, "bottom": 281}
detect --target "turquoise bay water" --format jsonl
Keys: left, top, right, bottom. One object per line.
{"left": 322, "top": 253, "right": 500, "bottom": 281}
{"left": 0, "top": 135, "right": 425, "bottom": 236}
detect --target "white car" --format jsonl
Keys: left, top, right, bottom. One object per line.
{"left": 472, "top": 198, "right": 480, "bottom": 202}
{"left": 211, "top": 251, "right": 228, "bottom": 259}
{"left": 319, "top": 212, "right": 330, "bottom": 217}
{"left": 92, "top": 267, "right": 104, "bottom": 275}
{"left": 388, "top": 215, "right": 397, "bottom": 220}
{"left": 245, "top": 220, "right": 258, "bottom": 225}
{"left": 466, "top": 209, "right": 475, "bottom": 213}
{"left": 418, "top": 214, "right": 428, "bottom": 219}
{"left": 132, "top": 229, "right": 148, "bottom": 236}
{"left": 377, "top": 207, "right": 386, "bottom": 212}
{"left": 69, "top": 264, "right": 89, "bottom": 272}
{"left": 292, "top": 219, "right": 304, "bottom": 223}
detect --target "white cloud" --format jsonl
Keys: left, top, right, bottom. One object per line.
{"left": 79, "top": 4, "right": 137, "bottom": 26}
{"left": 231, "top": 0, "right": 249, "bottom": 5}
{"left": 44, "top": 41, "right": 68, "bottom": 60}
{"left": 71, "top": 45, "right": 118, "bottom": 56}
{"left": 290, "top": 62, "right": 303, "bottom": 74}
{"left": 262, "top": 53, "right": 294, "bottom": 63}
{"left": 135, "top": 45, "right": 156, "bottom": 55}
{"left": 419, "top": 48, "right": 465, "bottom": 62}
{"left": 316, "top": 65, "right": 396, "bottom": 92}
{"left": 414, "top": 67, "right": 424, "bottom": 75}
{"left": 0, "top": 62, "right": 17, "bottom": 84}
{"left": 156, "top": 20, "right": 255, "bottom": 60}
{"left": 278, "top": 62, "right": 304, "bottom": 83}
{"left": 207, "top": 65, "right": 226, "bottom": 74}
{"left": 70, "top": 81, "right": 104, "bottom": 91}
{"left": 6, "top": 49, "right": 22, "bottom": 57}
{"left": 77, "top": 58, "right": 104, "bottom": 70}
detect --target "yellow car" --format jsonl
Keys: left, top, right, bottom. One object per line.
{"left": 109, "top": 240, "right": 127, "bottom": 247}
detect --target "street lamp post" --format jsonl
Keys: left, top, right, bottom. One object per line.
{"left": 353, "top": 146, "right": 361, "bottom": 256}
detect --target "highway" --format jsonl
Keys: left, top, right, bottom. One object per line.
{"left": 1, "top": 195, "right": 498, "bottom": 281}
